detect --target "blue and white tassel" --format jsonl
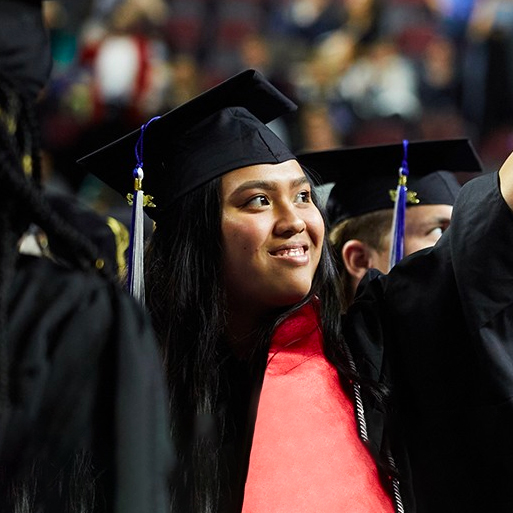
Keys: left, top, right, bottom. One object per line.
{"left": 127, "top": 116, "right": 160, "bottom": 304}
{"left": 388, "top": 139, "right": 409, "bottom": 270}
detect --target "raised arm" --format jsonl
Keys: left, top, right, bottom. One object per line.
{"left": 345, "top": 154, "right": 513, "bottom": 513}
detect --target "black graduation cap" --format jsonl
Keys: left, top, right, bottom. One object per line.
{"left": 297, "top": 138, "right": 483, "bottom": 226}
{"left": 77, "top": 69, "right": 297, "bottom": 222}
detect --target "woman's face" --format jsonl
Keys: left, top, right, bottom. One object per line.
{"left": 221, "top": 159, "right": 324, "bottom": 316}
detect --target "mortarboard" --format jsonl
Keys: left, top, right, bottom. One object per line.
{"left": 77, "top": 69, "right": 297, "bottom": 302}
{"left": 298, "top": 138, "right": 483, "bottom": 269}
{"left": 297, "top": 138, "right": 484, "bottom": 227}
{"left": 77, "top": 69, "right": 297, "bottom": 222}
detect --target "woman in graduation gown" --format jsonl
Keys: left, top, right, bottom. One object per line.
{"left": 80, "top": 68, "right": 513, "bottom": 513}
{"left": 80, "top": 69, "right": 398, "bottom": 512}
{"left": 0, "top": 1, "right": 171, "bottom": 511}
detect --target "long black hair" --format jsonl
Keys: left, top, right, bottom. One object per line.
{"left": 145, "top": 164, "right": 390, "bottom": 512}
{"left": 0, "top": 73, "right": 108, "bottom": 421}
{"left": 0, "top": 73, "right": 109, "bottom": 512}
{"left": 146, "top": 176, "right": 225, "bottom": 512}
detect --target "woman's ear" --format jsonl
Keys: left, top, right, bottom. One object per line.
{"left": 341, "top": 239, "right": 374, "bottom": 283}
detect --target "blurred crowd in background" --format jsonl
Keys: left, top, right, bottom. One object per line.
{"left": 38, "top": 0, "right": 513, "bottom": 217}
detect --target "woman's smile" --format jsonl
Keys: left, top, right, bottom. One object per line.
{"left": 269, "top": 243, "right": 309, "bottom": 264}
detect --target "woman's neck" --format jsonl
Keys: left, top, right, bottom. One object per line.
{"left": 224, "top": 300, "right": 284, "bottom": 359}
{"left": 225, "top": 308, "right": 264, "bottom": 359}
{"left": 224, "top": 297, "right": 305, "bottom": 358}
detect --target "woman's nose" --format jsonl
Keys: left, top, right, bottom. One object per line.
{"left": 273, "top": 204, "right": 306, "bottom": 236}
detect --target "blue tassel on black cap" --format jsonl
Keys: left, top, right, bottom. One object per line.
{"left": 389, "top": 139, "right": 409, "bottom": 270}
{"left": 127, "top": 116, "right": 160, "bottom": 304}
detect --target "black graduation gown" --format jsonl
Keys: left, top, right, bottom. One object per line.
{"left": 1, "top": 255, "right": 172, "bottom": 512}
{"left": 346, "top": 171, "right": 513, "bottom": 512}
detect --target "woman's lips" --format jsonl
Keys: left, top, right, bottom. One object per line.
{"left": 269, "top": 244, "right": 309, "bottom": 264}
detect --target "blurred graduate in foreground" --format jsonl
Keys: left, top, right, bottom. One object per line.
{"left": 0, "top": 1, "right": 172, "bottom": 511}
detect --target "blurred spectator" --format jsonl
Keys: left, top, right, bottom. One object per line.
{"left": 84, "top": 2, "right": 170, "bottom": 124}
{"left": 414, "top": 30, "right": 469, "bottom": 143}
{"left": 425, "top": 0, "right": 476, "bottom": 44}
{"left": 298, "top": 102, "right": 345, "bottom": 151}
{"left": 290, "top": 30, "right": 357, "bottom": 146}
{"left": 337, "top": 0, "right": 386, "bottom": 45}
{"left": 292, "top": 29, "right": 357, "bottom": 109}
{"left": 235, "top": 33, "right": 298, "bottom": 107}
{"left": 161, "top": 53, "right": 202, "bottom": 109}
{"left": 417, "top": 33, "right": 462, "bottom": 110}
{"left": 43, "top": 1, "right": 80, "bottom": 72}
{"left": 338, "top": 39, "right": 421, "bottom": 122}
{"left": 462, "top": 0, "right": 513, "bottom": 138}
{"left": 268, "top": 0, "right": 343, "bottom": 44}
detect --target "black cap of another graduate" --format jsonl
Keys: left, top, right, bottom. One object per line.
{"left": 297, "top": 139, "right": 483, "bottom": 226}
{"left": 77, "top": 69, "right": 297, "bottom": 222}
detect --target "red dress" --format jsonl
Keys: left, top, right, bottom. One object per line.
{"left": 242, "top": 301, "right": 394, "bottom": 512}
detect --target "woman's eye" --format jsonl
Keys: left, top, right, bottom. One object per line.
{"left": 245, "top": 195, "right": 269, "bottom": 207}
{"left": 296, "top": 191, "right": 311, "bottom": 203}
